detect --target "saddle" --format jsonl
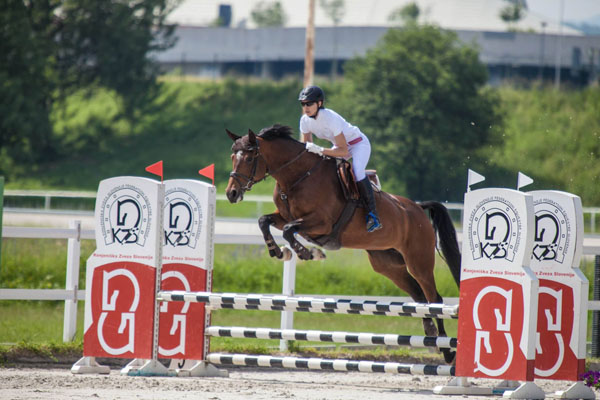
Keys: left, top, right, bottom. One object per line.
{"left": 307, "top": 159, "right": 381, "bottom": 250}
{"left": 337, "top": 160, "right": 381, "bottom": 200}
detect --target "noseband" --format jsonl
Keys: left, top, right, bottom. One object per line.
{"left": 229, "top": 144, "right": 264, "bottom": 192}
{"left": 229, "top": 141, "right": 308, "bottom": 193}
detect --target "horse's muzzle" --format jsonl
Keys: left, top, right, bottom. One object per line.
{"left": 226, "top": 187, "right": 243, "bottom": 203}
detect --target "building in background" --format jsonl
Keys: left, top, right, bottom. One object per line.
{"left": 156, "top": 0, "right": 600, "bottom": 85}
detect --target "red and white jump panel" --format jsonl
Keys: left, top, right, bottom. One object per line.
{"left": 206, "top": 353, "right": 455, "bottom": 376}
{"left": 526, "top": 191, "right": 594, "bottom": 399}
{"left": 158, "top": 291, "right": 459, "bottom": 319}
{"left": 71, "top": 177, "right": 217, "bottom": 376}
{"left": 207, "top": 326, "right": 457, "bottom": 348}
{"left": 451, "top": 186, "right": 545, "bottom": 399}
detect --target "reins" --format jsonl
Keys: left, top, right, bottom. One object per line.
{"left": 229, "top": 140, "right": 312, "bottom": 193}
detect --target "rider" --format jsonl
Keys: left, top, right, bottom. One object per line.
{"left": 298, "top": 85, "right": 382, "bottom": 232}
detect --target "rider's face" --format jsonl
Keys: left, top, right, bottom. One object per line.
{"left": 301, "top": 100, "right": 320, "bottom": 117}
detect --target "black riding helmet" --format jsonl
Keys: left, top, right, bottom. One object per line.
{"left": 298, "top": 85, "right": 324, "bottom": 107}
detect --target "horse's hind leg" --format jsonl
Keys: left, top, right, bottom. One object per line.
{"left": 403, "top": 249, "right": 456, "bottom": 363}
{"left": 368, "top": 249, "right": 456, "bottom": 364}
{"left": 366, "top": 249, "right": 437, "bottom": 337}
{"left": 427, "top": 292, "right": 456, "bottom": 364}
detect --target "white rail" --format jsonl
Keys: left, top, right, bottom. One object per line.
{"left": 5, "top": 189, "right": 600, "bottom": 232}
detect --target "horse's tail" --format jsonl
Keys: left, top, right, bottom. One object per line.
{"left": 420, "top": 201, "right": 462, "bottom": 287}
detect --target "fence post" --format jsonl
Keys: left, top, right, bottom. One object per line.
{"left": 280, "top": 247, "right": 297, "bottom": 351}
{"left": 592, "top": 255, "right": 600, "bottom": 357}
{"left": 63, "top": 220, "right": 81, "bottom": 342}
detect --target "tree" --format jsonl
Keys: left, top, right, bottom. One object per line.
{"left": 388, "top": 2, "right": 420, "bottom": 25}
{"left": 320, "top": 0, "right": 345, "bottom": 25}
{"left": 251, "top": 1, "right": 287, "bottom": 28}
{"left": 499, "top": 0, "right": 527, "bottom": 30}
{"left": 53, "top": 0, "right": 178, "bottom": 113}
{"left": 0, "top": 1, "right": 59, "bottom": 172}
{"left": 341, "top": 25, "right": 503, "bottom": 201}
{"left": 0, "top": 0, "right": 177, "bottom": 177}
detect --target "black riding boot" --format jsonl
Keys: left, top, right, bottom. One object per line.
{"left": 357, "top": 177, "right": 382, "bottom": 232}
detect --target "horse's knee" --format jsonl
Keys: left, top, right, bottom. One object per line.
{"left": 258, "top": 215, "right": 272, "bottom": 231}
{"left": 282, "top": 223, "right": 298, "bottom": 242}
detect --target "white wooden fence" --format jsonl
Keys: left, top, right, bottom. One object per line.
{"left": 5, "top": 189, "right": 600, "bottom": 232}
{"left": 2, "top": 220, "right": 600, "bottom": 346}
{"left": 0, "top": 219, "right": 295, "bottom": 343}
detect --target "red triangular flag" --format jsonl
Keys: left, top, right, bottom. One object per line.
{"left": 198, "top": 164, "right": 215, "bottom": 186}
{"left": 145, "top": 160, "right": 163, "bottom": 182}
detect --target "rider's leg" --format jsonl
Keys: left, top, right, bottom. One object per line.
{"left": 357, "top": 177, "right": 382, "bottom": 232}
{"left": 350, "top": 136, "right": 382, "bottom": 232}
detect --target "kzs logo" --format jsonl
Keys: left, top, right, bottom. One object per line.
{"left": 101, "top": 187, "right": 151, "bottom": 246}
{"left": 112, "top": 198, "right": 141, "bottom": 244}
{"left": 532, "top": 201, "right": 569, "bottom": 263}
{"left": 480, "top": 211, "right": 510, "bottom": 259}
{"left": 470, "top": 199, "right": 520, "bottom": 262}
{"left": 164, "top": 188, "right": 202, "bottom": 248}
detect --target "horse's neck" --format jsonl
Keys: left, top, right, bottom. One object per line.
{"left": 265, "top": 142, "right": 316, "bottom": 189}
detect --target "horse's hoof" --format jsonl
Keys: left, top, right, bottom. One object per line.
{"left": 280, "top": 246, "right": 292, "bottom": 261}
{"left": 269, "top": 248, "right": 282, "bottom": 259}
{"left": 442, "top": 349, "right": 456, "bottom": 365}
{"left": 310, "top": 248, "right": 326, "bottom": 260}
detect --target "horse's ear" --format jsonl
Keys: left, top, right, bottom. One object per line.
{"left": 248, "top": 129, "right": 257, "bottom": 145}
{"left": 226, "top": 128, "right": 241, "bottom": 142}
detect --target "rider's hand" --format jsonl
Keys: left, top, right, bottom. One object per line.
{"left": 305, "top": 142, "right": 324, "bottom": 156}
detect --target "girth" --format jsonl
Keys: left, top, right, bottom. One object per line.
{"left": 305, "top": 159, "right": 362, "bottom": 250}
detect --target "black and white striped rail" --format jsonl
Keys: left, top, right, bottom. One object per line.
{"left": 206, "top": 353, "right": 455, "bottom": 376}
{"left": 158, "top": 291, "right": 459, "bottom": 319}
{"left": 207, "top": 326, "right": 457, "bottom": 349}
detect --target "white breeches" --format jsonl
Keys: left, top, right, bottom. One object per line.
{"left": 348, "top": 134, "right": 371, "bottom": 181}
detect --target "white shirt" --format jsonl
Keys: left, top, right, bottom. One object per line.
{"left": 299, "top": 108, "right": 363, "bottom": 145}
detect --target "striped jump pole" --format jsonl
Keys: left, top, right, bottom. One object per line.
{"left": 207, "top": 353, "right": 455, "bottom": 376}
{"left": 158, "top": 291, "right": 459, "bottom": 319}
{"left": 207, "top": 326, "right": 457, "bottom": 349}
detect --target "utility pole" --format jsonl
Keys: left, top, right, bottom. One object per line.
{"left": 538, "top": 21, "right": 547, "bottom": 81}
{"left": 554, "top": 0, "right": 564, "bottom": 90}
{"left": 304, "top": 0, "right": 316, "bottom": 87}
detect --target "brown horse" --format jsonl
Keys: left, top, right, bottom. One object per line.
{"left": 225, "top": 124, "right": 462, "bottom": 363}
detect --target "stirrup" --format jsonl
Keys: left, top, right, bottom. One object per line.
{"left": 366, "top": 212, "right": 382, "bottom": 232}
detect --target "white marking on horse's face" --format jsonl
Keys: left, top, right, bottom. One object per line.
{"left": 235, "top": 151, "right": 243, "bottom": 162}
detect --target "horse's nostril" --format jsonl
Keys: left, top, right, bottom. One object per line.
{"left": 227, "top": 189, "right": 238, "bottom": 203}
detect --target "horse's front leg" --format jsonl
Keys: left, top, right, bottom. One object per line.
{"left": 258, "top": 212, "right": 290, "bottom": 259}
{"left": 282, "top": 219, "right": 326, "bottom": 261}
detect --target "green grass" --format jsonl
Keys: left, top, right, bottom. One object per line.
{"left": 0, "top": 234, "right": 461, "bottom": 351}
{"left": 0, "top": 301, "right": 76, "bottom": 343}
{"left": 0, "top": 229, "right": 597, "bottom": 356}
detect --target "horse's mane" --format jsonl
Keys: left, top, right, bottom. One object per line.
{"left": 232, "top": 124, "right": 298, "bottom": 152}
{"left": 258, "top": 124, "right": 297, "bottom": 141}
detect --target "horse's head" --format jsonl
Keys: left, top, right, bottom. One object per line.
{"left": 225, "top": 128, "right": 268, "bottom": 203}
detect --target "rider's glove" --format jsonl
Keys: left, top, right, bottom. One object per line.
{"left": 305, "top": 142, "right": 324, "bottom": 156}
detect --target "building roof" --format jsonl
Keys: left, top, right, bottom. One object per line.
{"left": 156, "top": 25, "right": 599, "bottom": 71}
{"left": 167, "top": 0, "right": 583, "bottom": 35}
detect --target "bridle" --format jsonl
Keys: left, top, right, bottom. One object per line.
{"left": 229, "top": 140, "right": 308, "bottom": 193}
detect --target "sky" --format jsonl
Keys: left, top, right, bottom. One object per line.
{"left": 525, "top": 0, "right": 600, "bottom": 23}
